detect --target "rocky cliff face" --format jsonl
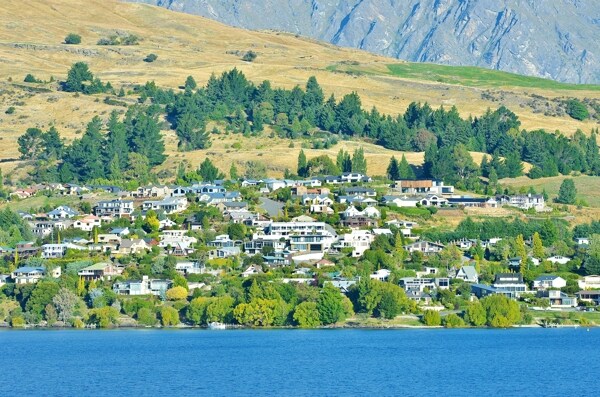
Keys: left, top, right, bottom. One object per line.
{"left": 127, "top": 0, "right": 600, "bottom": 84}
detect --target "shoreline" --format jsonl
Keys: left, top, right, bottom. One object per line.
{"left": 1, "top": 322, "right": 594, "bottom": 331}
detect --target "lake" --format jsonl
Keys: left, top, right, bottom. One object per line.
{"left": 1, "top": 328, "right": 597, "bottom": 396}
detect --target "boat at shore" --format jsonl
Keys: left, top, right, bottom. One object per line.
{"left": 208, "top": 322, "right": 228, "bottom": 330}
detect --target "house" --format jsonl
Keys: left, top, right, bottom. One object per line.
{"left": 11, "top": 266, "right": 46, "bottom": 284}
{"left": 159, "top": 230, "right": 197, "bottom": 248}
{"left": 341, "top": 216, "right": 378, "bottom": 229}
{"left": 325, "top": 278, "right": 358, "bottom": 293}
{"left": 132, "top": 185, "right": 171, "bottom": 198}
{"left": 142, "top": 197, "right": 188, "bottom": 214}
{"left": 41, "top": 243, "right": 86, "bottom": 259}
{"left": 209, "top": 246, "right": 241, "bottom": 259}
{"left": 72, "top": 215, "right": 101, "bottom": 232}
{"left": 175, "top": 261, "right": 207, "bottom": 275}
{"left": 207, "top": 235, "right": 241, "bottom": 248}
{"left": 405, "top": 289, "right": 432, "bottom": 304}
{"left": 454, "top": 266, "right": 479, "bottom": 283}
{"left": 394, "top": 179, "right": 454, "bottom": 195}
{"left": 533, "top": 275, "right": 567, "bottom": 290}
{"left": 158, "top": 218, "right": 176, "bottom": 230}
{"left": 77, "top": 262, "right": 122, "bottom": 281}
{"left": 537, "top": 290, "right": 577, "bottom": 308}
{"left": 315, "top": 259, "right": 335, "bottom": 269}
{"left": 547, "top": 255, "right": 571, "bottom": 265}
{"left": 403, "top": 241, "right": 445, "bottom": 255}
{"left": 0, "top": 274, "right": 8, "bottom": 287}
{"left": 113, "top": 275, "right": 172, "bottom": 296}
{"left": 575, "top": 237, "right": 590, "bottom": 247}
{"left": 263, "top": 179, "right": 287, "bottom": 191}
{"left": 416, "top": 266, "right": 439, "bottom": 278}
{"left": 370, "top": 269, "right": 391, "bottom": 281}
{"left": 48, "top": 206, "right": 79, "bottom": 220}
{"left": 244, "top": 238, "right": 287, "bottom": 256}
{"left": 492, "top": 273, "right": 528, "bottom": 298}
{"left": 381, "top": 195, "right": 421, "bottom": 208}
{"left": 399, "top": 277, "right": 450, "bottom": 291}
{"left": 97, "top": 234, "right": 122, "bottom": 245}
{"left": 291, "top": 215, "right": 316, "bottom": 223}
{"left": 343, "top": 187, "right": 376, "bottom": 197}
{"left": 11, "top": 188, "right": 36, "bottom": 199}
{"left": 290, "top": 233, "right": 336, "bottom": 253}
{"left": 242, "top": 265, "right": 263, "bottom": 278}
{"left": 95, "top": 200, "right": 134, "bottom": 218}
{"left": 496, "top": 194, "right": 545, "bottom": 211}
{"left": 447, "top": 197, "right": 497, "bottom": 208}
{"left": 110, "top": 227, "right": 130, "bottom": 237}
{"left": 30, "top": 220, "right": 65, "bottom": 238}
{"left": 302, "top": 194, "right": 334, "bottom": 214}
{"left": 333, "top": 230, "right": 374, "bottom": 257}
{"left": 419, "top": 194, "right": 448, "bottom": 207}
{"left": 576, "top": 290, "right": 600, "bottom": 305}
{"left": 118, "top": 239, "right": 150, "bottom": 255}
{"left": 578, "top": 275, "right": 600, "bottom": 290}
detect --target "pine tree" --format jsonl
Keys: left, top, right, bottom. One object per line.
{"left": 104, "top": 111, "right": 129, "bottom": 171}
{"left": 297, "top": 149, "right": 307, "bottom": 177}
{"left": 387, "top": 156, "right": 400, "bottom": 181}
{"left": 230, "top": 163, "right": 238, "bottom": 181}
{"left": 398, "top": 154, "right": 416, "bottom": 179}
{"left": 556, "top": 178, "right": 577, "bottom": 204}
{"left": 198, "top": 158, "right": 221, "bottom": 182}
{"left": 351, "top": 147, "right": 367, "bottom": 174}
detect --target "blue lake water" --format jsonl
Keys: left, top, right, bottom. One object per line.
{"left": 1, "top": 328, "right": 598, "bottom": 396}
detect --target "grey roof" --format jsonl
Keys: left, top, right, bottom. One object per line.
{"left": 259, "top": 197, "right": 285, "bottom": 217}
{"left": 459, "top": 266, "right": 478, "bottom": 279}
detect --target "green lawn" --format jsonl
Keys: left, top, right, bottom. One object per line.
{"left": 387, "top": 63, "right": 600, "bottom": 91}
{"left": 530, "top": 309, "right": 600, "bottom": 324}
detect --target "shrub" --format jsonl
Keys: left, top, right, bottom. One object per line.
{"left": 566, "top": 99, "right": 589, "bottom": 121}
{"left": 137, "top": 307, "right": 157, "bottom": 326}
{"left": 160, "top": 306, "right": 180, "bottom": 326}
{"left": 10, "top": 316, "right": 26, "bottom": 328}
{"left": 242, "top": 50, "right": 257, "bottom": 62}
{"left": 422, "top": 310, "right": 441, "bottom": 326}
{"left": 5, "top": 107, "right": 15, "bottom": 115}
{"left": 444, "top": 313, "right": 465, "bottom": 328}
{"left": 64, "top": 33, "right": 82, "bottom": 45}
{"left": 24, "top": 74, "right": 40, "bottom": 83}
{"left": 144, "top": 53, "right": 158, "bottom": 63}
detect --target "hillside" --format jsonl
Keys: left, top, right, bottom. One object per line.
{"left": 0, "top": 0, "right": 597, "bottom": 179}
{"left": 127, "top": 0, "right": 600, "bottom": 84}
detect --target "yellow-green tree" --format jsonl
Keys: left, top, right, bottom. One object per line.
{"left": 514, "top": 234, "right": 527, "bottom": 265}
{"left": 293, "top": 301, "right": 321, "bottom": 328}
{"left": 166, "top": 286, "right": 188, "bottom": 301}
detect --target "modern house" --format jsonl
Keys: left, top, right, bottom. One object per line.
{"left": 393, "top": 180, "right": 454, "bottom": 195}
{"left": 537, "top": 290, "right": 577, "bottom": 308}
{"left": 403, "top": 241, "right": 445, "bottom": 255}
{"left": 94, "top": 200, "right": 135, "bottom": 218}
{"left": 332, "top": 230, "right": 374, "bottom": 257}
{"left": 41, "top": 243, "right": 86, "bottom": 259}
{"left": 578, "top": 275, "right": 600, "bottom": 290}
{"left": 492, "top": 273, "right": 528, "bottom": 298}
{"left": 496, "top": 194, "right": 545, "bottom": 211}
{"left": 113, "top": 275, "right": 172, "bottom": 296}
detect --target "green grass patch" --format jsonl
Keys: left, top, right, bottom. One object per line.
{"left": 386, "top": 63, "right": 600, "bottom": 91}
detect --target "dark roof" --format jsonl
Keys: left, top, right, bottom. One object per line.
{"left": 447, "top": 197, "right": 488, "bottom": 204}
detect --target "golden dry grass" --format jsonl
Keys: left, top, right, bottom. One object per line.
{"left": 0, "top": 0, "right": 595, "bottom": 176}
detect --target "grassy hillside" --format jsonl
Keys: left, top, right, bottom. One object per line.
{"left": 0, "top": 0, "right": 596, "bottom": 179}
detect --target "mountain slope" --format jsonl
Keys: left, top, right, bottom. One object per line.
{"left": 127, "top": 0, "right": 600, "bottom": 84}
{"left": 0, "top": 0, "right": 597, "bottom": 178}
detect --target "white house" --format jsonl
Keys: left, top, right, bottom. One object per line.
{"left": 333, "top": 230, "right": 374, "bottom": 257}
{"left": 533, "top": 275, "right": 567, "bottom": 290}
{"left": 41, "top": 243, "right": 87, "bottom": 259}
{"left": 370, "top": 269, "right": 391, "bottom": 282}
{"left": 72, "top": 215, "right": 101, "bottom": 232}
{"left": 578, "top": 275, "right": 600, "bottom": 290}
{"left": 142, "top": 197, "right": 188, "bottom": 215}
{"left": 454, "top": 266, "right": 479, "bottom": 283}
{"left": 547, "top": 255, "right": 571, "bottom": 265}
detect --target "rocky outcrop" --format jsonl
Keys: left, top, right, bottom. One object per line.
{"left": 126, "top": 0, "right": 600, "bottom": 84}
